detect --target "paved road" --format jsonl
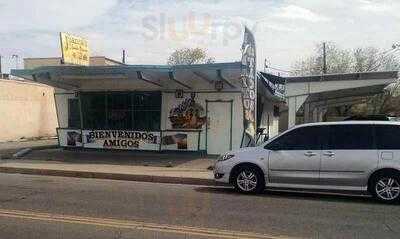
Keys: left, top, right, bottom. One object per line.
{"left": 0, "top": 174, "right": 399, "bottom": 239}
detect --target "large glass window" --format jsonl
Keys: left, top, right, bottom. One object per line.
{"left": 81, "top": 93, "right": 106, "bottom": 129}
{"left": 327, "top": 125, "right": 374, "bottom": 150}
{"left": 107, "top": 93, "right": 131, "bottom": 129}
{"left": 80, "top": 92, "right": 161, "bottom": 131}
{"left": 68, "top": 99, "right": 81, "bottom": 128}
{"left": 265, "top": 126, "right": 326, "bottom": 150}
{"left": 132, "top": 92, "right": 161, "bottom": 131}
{"left": 375, "top": 125, "right": 400, "bottom": 150}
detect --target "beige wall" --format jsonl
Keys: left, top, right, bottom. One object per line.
{"left": 0, "top": 79, "right": 58, "bottom": 142}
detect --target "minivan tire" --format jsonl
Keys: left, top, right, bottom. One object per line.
{"left": 233, "top": 165, "right": 265, "bottom": 194}
{"left": 370, "top": 173, "right": 400, "bottom": 203}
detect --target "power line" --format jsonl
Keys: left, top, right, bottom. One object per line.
{"left": 265, "top": 65, "right": 293, "bottom": 73}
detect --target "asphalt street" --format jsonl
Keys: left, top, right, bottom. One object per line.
{"left": 0, "top": 173, "right": 399, "bottom": 239}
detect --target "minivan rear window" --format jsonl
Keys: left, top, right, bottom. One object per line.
{"left": 375, "top": 125, "right": 400, "bottom": 150}
{"left": 327, "top": 125, "right": 374, "bottom": 150}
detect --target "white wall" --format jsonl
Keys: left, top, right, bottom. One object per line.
{"left": 162, "top": 92, "right": 244, "bottom": 152}
{"left": 258, "top": 98, "right": 280, "bottom": 143}
{"left": 54, "top": 90, "right": 77, "bottom": 128}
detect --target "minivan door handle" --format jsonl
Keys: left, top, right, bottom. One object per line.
{"left": 323, "top": 151, "right": 335, "bottom": 157}
{"left": 304, "top": 151, "right": 317, "bottom": 157}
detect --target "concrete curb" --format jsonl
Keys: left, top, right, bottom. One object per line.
{"left": 0, "top": 167, "right": 225, "bottom": 186}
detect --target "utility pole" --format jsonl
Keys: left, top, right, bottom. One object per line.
{"left": 322, "top": 42, "right": 327, "bottom": 74}
{"left": 264, "top": 58, "right": 267, "bottom": 72}
{"left": 12, "top": 54, "right": 19, "bottom": 69}
{"left": 122, "top": 49, "right": 126, "bottom": 64}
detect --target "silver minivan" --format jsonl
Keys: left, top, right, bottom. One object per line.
{"left": 214, "top": 121, "right": 400, "bottom": 203}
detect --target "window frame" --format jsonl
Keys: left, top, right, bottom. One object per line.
{"left": 68, "top": 98, "right": 81, "bottom": 129}
{"left": 264, "top": 125, "right": 327, "bottom": 151}
{"left": 79, "top": 91, "right": 161, "bottom": 131}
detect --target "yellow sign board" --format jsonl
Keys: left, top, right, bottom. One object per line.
{"left": 60, "top": 32, "right": 90, "bottom": 66}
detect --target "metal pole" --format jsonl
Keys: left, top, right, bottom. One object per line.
{"left": 12, "top": 54, "right": 19, "bottom": 69}
{"left": 322, "top": 42, "right": 327, "bottom": 74}
{"left": 122, "top": 49, "right": 126, "bottom": 64}
{"left": 0, "top": 55, "right": 2, "bottom": 74}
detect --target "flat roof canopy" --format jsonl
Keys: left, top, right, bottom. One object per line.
{"left": 11, "top": 62, "right": 243, "bottom": 91}
{"left": 285, "top": 71, "right": 399, "bottom": 127}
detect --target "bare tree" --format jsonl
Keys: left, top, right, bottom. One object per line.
{"left": 167, "top": 48, "right": 215, "bottom": 65}
{"left": 292, "top": 42, "right": 400, "bottom": 117}
{"left": 292, "top": 42, "right": 399, "bottom": 76}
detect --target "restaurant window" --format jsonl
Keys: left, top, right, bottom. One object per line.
{"left": 80, "top": 92, "right": 161, "bottom": 131}
{"left": 81, "top": 93, "right": 106, "bottom": 129}
{"left": 132, "top": 92, "right": 161, "bottom": 131}
{"left": 107, "top": 93, "right": 131, "bottom": 129}
{"left": 68, "top": 98, "right": 81, "bottom": 128}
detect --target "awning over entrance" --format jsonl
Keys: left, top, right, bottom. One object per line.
{"left": 11, "top": 62, "right": 243, "bottom": 91}
{"left": 285, "top": 71, "right": 398, "bottom": 127}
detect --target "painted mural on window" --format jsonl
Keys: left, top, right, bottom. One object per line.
{"left": 169, "top": 94, "right": 207, "bottom": 129}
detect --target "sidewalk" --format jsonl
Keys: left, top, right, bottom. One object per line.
{"left": 0, "top": 139, "right": 58, "bottom": 159}
{"left": 0, "top": 148, "right": 221, "bottom": 186}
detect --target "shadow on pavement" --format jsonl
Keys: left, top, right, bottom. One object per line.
{"left": 20, "top": 148, "right": 216, "bottom": 169}
{"left": 194, "top": 186, "right": 384, "bottom": 205}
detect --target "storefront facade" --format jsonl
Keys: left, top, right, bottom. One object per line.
{"left": 50, "top": 63, "right": 245, "bottom": 154}
{"left": 12, "top": 28, "right": 284, "bottom": 155}
{"left": 13, "top": 62, "right": 283, "bottom": 155}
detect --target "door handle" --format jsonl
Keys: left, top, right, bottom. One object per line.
{"left": 304, "top": 151, "right": 317, "bottom": 157}
{"left": 323, "top": 151, "right": 335, "bottom": 157}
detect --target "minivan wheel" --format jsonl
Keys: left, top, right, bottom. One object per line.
{"left": 233, "top": 166, "right": 265, "bottom": 194}
{"left": 371, "top": 174, "right": 400, "bottom": 203}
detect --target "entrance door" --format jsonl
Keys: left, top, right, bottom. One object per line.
{"left": 266, "top": 125, "right": 326, "bottom": 185}
{"left": 206, "top": 101, "right": 232, "bottom": 155}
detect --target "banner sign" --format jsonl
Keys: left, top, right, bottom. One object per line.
{"left": 60, "top": 32, "right": 90, "bottom": 66}
{"left": 83, "top": 130, "right": 160, "bottom": 150}
{"left": 240, "top": 26, "right": 257, "bottom": 145}
{"left": 58, "top": 129, "right": 160, "bottom": 151}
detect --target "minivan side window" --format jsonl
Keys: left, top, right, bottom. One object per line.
{"left": 375, "top": 125, "right": 400, "bottom": 150}
{"left": 265, "top": 126, "right": 325, "bottom": 151}
{"left": 327, "top": 125, "right": 374, "bottom": 150}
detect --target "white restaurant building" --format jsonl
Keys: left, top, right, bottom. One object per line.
{"left": 12, "top": 30, "right": 284, "bottom": 155}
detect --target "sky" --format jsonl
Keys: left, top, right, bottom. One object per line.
{"left": 0, "top": 0, "right": 399, "bottom": 75}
